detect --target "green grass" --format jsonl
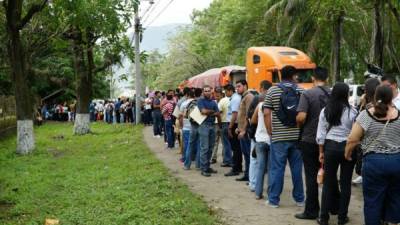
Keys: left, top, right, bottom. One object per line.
{"left": 0, "top": 123, "right": 217, "bottom": 225}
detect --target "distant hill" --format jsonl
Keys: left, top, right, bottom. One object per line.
{"left": 112, "top": 24, "right": 185, "bottom": 93}
{"left": 127, "top": 23, "right": 186, "bottom": 53}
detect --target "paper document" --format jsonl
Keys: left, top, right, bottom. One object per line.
{"left": 172, "top": 105, "right": 181, "bottom": 118}
{"left": 189, "top": 106, "right": 207, "bottom": 125}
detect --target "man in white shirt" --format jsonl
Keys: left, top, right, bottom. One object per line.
{"left": 381, "top": 75, "right": 400, "bottom": 110}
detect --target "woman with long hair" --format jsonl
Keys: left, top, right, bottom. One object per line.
{"left": 345, "top": 85, "right": 400, "bottom": 225}
{"left": 316, "top": 82, "right": 358, "bottom": 225}
{"left": 353, "top": 78, "right": 380, "bottom": 184}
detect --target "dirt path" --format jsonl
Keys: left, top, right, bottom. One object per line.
{"left": 143, "top": 127, "right": 364, "bottom": 225}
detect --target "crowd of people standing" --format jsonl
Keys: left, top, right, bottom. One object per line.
{"left": 148, "top": 66, "right": 400, "bottom": 225}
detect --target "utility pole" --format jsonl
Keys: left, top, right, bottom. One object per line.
{"left": 134, "top": 5, "right": 142, "bottom": 125}
{"left": 134, "top": 0, "right": 153, "bottom": 125}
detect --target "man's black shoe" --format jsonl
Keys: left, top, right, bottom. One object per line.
{"left": 295, "top": 213, "right": 317, "bottom": 220}
{"left": 236, "top": 176, "right": 249, "bottom": 181}
{"left": 201, "top": 171, "right": 211, "bottom": 177}
{"left": 206, "top": 168, "right": 217, "bottom": 173}
{"left": 220, "top": 163, "right": 231, "bottom": 167}
{"left": 338, "top": 217, "right": 349, "bottom": 225}
{"left": 210, "top": 159, "right": 217, "bottom": 164}
{"left": 224, "top": 171, "right": 240, "bottom": 176}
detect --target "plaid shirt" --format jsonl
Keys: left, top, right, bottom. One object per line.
{"left": 162, "top": 100, "right": 174, "bottom": 120}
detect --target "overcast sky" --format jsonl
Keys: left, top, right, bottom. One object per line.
{"left": 140, "top": 0, "right": 213, "bottom": 27}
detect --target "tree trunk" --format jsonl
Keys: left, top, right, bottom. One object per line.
{"left": 72, "top": 28, "right": 91, "bottom": 135}
{"left": 388, "top": 0, "right": 400, "bottom": 28}
{"left": 371, "top": 0, "right": 384, "bottom": 68}
{"left": 6, "top": 0, "right": 35, "bottom": 154}
{"left": 331, "top": 11, "right": 344, "bottom": 83}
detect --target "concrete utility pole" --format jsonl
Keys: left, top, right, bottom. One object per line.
{"left": 134, "top": 7, "right": 141, "bottom": 125}
{"left": 134, "top": 0, "right": 154, "bottom": 125}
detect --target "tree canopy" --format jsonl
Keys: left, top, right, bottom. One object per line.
{"left": 144, "top": 0, "right": 400, "bottom": 90}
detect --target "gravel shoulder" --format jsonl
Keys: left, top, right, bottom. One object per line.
{"left": 143, "top": 126, "right": 364, "bottom": 225}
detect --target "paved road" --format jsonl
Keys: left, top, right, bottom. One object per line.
{"left": 143, "top": 126, "right": 364, "bottom": 225}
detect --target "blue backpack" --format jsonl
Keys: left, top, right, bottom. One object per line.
{"left": 276, "top": 83, "right": 301, "bottom": 127}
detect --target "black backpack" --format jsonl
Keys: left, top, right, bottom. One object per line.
{"left": 276, "top": 83, "right": 301, "bottom": 127}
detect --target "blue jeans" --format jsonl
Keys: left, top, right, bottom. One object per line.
{"left": 255, "top": 142, "right": 269, "bottom": 197}
{"left": 267, "top": 141, "right": 304, "bottom": 205}
{"left": 184, "top": 124, "right": 200, "bottom": 169}
{"left": 165, "top": 119, "right": 174, "bottom": 148}
{"left": 182, "top": 130, "right": 190, "bottom": 162}
{"left": 152, "top": 110, "right": 162, "bottom": 136}
{"left": 249, "top": 140, "right": 257, "bottom": 189}
{"left": 199, "top": 123, "right": 216, "bottom": 172}
{"left": 221, "top": 123, "right": 232, "bottom": 164}
{"left": 363, "top": 153, "right": 400, "bottom": 225}
{"left": 240, "top": 135, "right": 251, "bottom": 177}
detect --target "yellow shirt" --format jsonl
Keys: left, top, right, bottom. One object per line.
{"left": 218, "top": 97, "right": 230, "bottom": 123}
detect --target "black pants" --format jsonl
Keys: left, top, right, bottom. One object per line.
{"left": 299, "top": 141, "right": 321, "bottom": 217}
{"left": 115, "top": 110, "right": 120, "bottom": 123}
{"left": 320, "top": 140, "right": 356, "bottom": 221}
{"left": 229, "top": 124, "right": 242, "bottom": 173}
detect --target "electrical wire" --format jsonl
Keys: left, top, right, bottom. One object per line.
{"left": 143, "top": 0, "right": 175, "bottom": 28}
{"left": 141, "top": 0, "right": 164, "bottom": 25}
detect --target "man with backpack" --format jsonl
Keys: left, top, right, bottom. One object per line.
{"left": 263, "top": 66, "right": 304, "bottom": 208}
{"left": 295, "top": 67, "right": 332, "bottom": 219}
{"left": 183, "top": 88, "right": 203, "bottom": 170}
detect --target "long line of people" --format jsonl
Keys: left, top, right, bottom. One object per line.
{"left": 151, "top": 66, "right": 400, "bottom": 225}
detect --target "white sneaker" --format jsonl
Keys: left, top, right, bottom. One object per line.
{"left": 265, "top": 200, "right": 279, "bottom": 208}
{"left": 352, "top": 176, "right": 362, "bottom": 184}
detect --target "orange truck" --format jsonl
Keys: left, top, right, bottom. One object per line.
{"left": 246, "top": 46, "right": 316, "bottom": 90}
{"left": 182, "top": 46, "right": 316, "bottom": 91}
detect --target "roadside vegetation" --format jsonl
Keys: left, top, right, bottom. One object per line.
{"left": 0, "top": 123, "right": 217, "bottom": 225}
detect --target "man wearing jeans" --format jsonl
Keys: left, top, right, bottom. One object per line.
{"left": 179, "top": 90, "right": 195, "bottom": 164}
{"left": 263, "top": 66, "right": 305, "bottom": 208}
{"left": 197, "top": 85, "right": 221, "bottom": 177}
{"left": 184, "top": 88, "right": 202, "bottom": 170}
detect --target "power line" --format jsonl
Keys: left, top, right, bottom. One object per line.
{"left": 143, "top": 0, "right": 175, "bottom": 28}
{"left": 141, "top": 0, "right": 164, "bottom": 24}
{"left": 140, "top": 2, "right": 153, "bottom": 20}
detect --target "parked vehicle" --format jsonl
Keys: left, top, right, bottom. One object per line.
{"left": 246, "top": 46, "right": 316, "bottom": 91}
{"left": 348, "top": 84, "right": 365, "bottom": 107}
{"left": 181, "top": 46, "right": 317, "bottom": 91}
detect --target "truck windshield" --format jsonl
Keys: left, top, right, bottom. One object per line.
{"left": 296, "top": 69, "right": 313, "bottom": 83}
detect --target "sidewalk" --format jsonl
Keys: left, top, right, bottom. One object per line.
{"left": 143, "top": 126, "right": 364, "bottom": 225}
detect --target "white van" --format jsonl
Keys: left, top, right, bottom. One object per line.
{"left": 348, "top": 85, "right": 364, "bottom": 107}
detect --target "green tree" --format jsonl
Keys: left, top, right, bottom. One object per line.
{"left": 52, "top": 0, "right": 136, "bottom": 134}
{"left": 3, "top": 0, "right": 48, "bottom": 154}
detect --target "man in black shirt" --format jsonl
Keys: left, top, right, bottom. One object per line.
{"left": 295, "top": 67, "right": 337, "bottom": 219}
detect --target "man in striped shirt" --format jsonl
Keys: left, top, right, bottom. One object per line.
{"left": 263, "top": 66, "right": 305, "bottom": 208}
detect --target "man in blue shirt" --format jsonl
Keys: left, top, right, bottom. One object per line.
{"left": 114, "top": 98, "right": 122, "bottom": 123}
{"left": 197, "top": 85, "right": 221, "bottom": 177}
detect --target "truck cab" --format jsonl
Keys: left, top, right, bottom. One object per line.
{"left": 246, "top": 47, "right": 316, "bottom": 90}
